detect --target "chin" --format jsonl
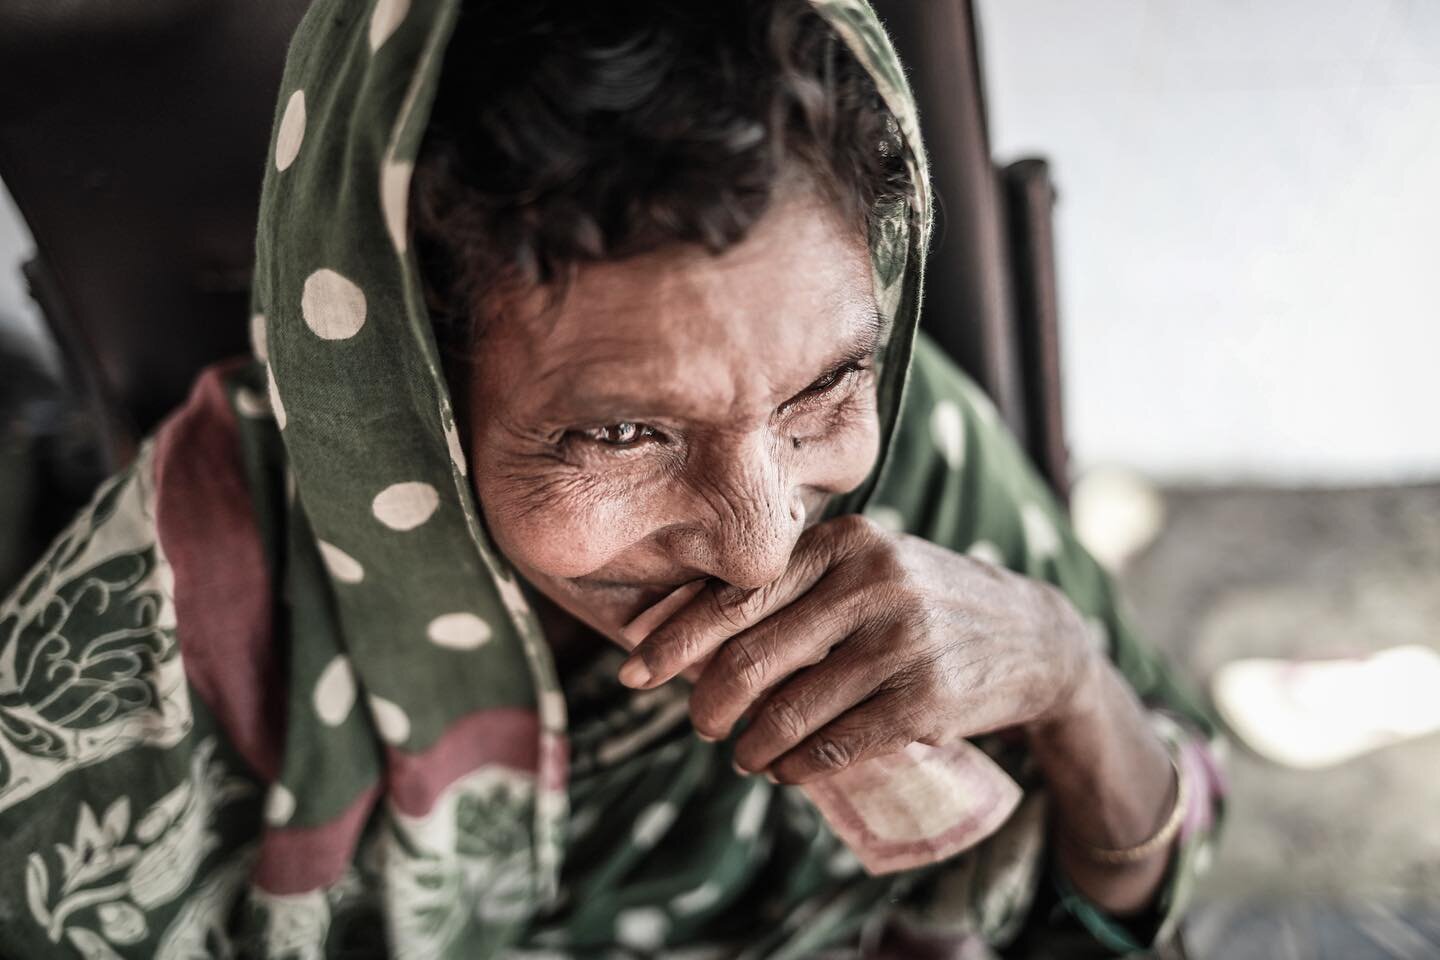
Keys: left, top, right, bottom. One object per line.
{"left": 596, "top": 583, "right": 688, "bottom": 633}
{"left": 532, "top": 572, "right": 674, "bottom": 643}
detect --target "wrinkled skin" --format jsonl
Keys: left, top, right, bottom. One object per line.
{"left": 463, "top": 191, "right": 886, "bottom": 640}
{"left": 461, "top": 188, "right": 1175, "bottom": 914}
{"left": 461, "top": 187, "right": 1090, "bottom": 765}
{"left": 623, "top": 513, "right": 1093, "bottom": 781}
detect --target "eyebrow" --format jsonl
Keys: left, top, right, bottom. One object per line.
{"left": 776, "top": 309, "right": 887, "bottom": 406}
{"left": 545, "top": 304, "right": 890, "bottom": 423}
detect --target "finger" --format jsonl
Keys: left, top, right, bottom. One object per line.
{"left": 619, "top": 519, "right": 859, "bottom": 688}
{"left": 728, "top": 627, "right": 896, "bottom": 772}
{"left": 620, "top": 579, "right": 708, "bottom": 649}
{"left": 768, "top": 685, "right": 936, "bottom": 784}
{"left": 686, "top": 570, "right": 869, "bottom": 740}
{"left": 616, "top": 580, "right": 710, "bottom": 684}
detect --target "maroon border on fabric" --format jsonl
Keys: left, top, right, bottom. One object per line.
{"left": 385, "top": 706, "right": 546, "bottom": 817}
{"left": 251, "top": 709, "right": 564, "bottom": 895}
{"left": 154, "top": 360, "right": 283, "bottom": 782}
{"left": 254, "top": 783, "right": 384, "bottom": 895}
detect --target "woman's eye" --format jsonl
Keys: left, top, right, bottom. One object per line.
{"left": 800, "top": 361, "right": 863, "bottom": 398}
{"left": 579, "top": 422, "right": 657, "bottom": 446}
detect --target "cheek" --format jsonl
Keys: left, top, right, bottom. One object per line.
{"left": 474, "top": 467, "right": 660, "bottom": 580}
{"left": 803, "top": 392, "right": 882, "bottom": 494}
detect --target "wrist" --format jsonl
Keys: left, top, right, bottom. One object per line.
{"left": 1028, "top": 582, "right": 1106, "bottom": 730}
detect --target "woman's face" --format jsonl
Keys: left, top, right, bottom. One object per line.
{"left": 462, "top": 192, "right": 885, "bottom": 642}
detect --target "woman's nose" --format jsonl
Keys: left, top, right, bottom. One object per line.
{"left": 694, "top": 445, "right": 806, "bottom": 591}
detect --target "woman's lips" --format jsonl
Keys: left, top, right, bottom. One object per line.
{"left": 620, "top": 579, "right": 708, "bottom": 648}
{"left": 570, "top": 577, "right": 701, "bottom": 629}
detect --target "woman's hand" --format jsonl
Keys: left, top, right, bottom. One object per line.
{"left": 617, "top": 513, "right": 1099, "bottom": 783}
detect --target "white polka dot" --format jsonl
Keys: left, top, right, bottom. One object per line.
{"left": 826, "top": 844, "right": 862, "bottom": 877}
{"left": 863, "top": 504, "right": 904, "bottom": 533}
{"left": 615, "top": 907, "right": 669, "bottom": 950}
{"left": 733, "top": 781, "right": 769, "bottom": 839}
{"left": 250, "top": 313, "right": 269, "bottom": 363}
{"left": 427, "top": 612, "right": 492, "bottom": 650}
{"left": 371, "top": 481, "right": 439, "bottom": 530}
{"left": 234, "top": 386, "right": 270, "bottom": 418}
{"left": 381, "top": 159, "right": 413, "bottom": 254}
{"left": 632, "top": 801, "right": 678, "bottom": 847}
{"left": 540, "top": 689, "right": 567, "bottom": 729}
{"left": 317, "top": 540, "right": 364, "bottom": 584}
{"left": 314, "top": 655, "right": 357, "bottom": 726}
{"left": 368, "top": 0, "right": 410, "bottom": 51}
{"left": 264, "top": 783, "right": 296, "bottom": 827}
{"left": 442, "top": 412, "right": 468, "bottom": 476}
{"left": 275, "top": 90, "right": 306, "bottom": 172}
{"left": 930, "top": 399, "right": 965, "bottom": 469}
{"left": 301, "top": 269, "right": 368, "bottom": 340}
{"left": 266, "top": 362, "right": 287, "bottom": 430}
{"left": 1020, "top": 502, "right": 1062, "bottom": 559}
{"left": 967, "top": 539, "right": 1004, "bottom": 566}
{"left": 670, "top": 880, "right": 724, "bottom": 916}
{"left": 369, "top": 694, "right": 411, "bottom": 745}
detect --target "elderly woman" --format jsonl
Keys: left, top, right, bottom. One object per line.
{"left": 0, "top": 0, "right": 1222, "bottom": 956}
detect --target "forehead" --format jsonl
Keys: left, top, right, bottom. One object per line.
{"left": 495, "top": 195, "right": 879, "bottom": 419}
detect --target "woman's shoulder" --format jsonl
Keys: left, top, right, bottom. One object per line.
{"left": 0, "top": 358, "right": 283, "bottom": 813}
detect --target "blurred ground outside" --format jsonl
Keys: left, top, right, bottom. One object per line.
{"left": 1116, "top": 481, "right": 1440, "bottom": 957}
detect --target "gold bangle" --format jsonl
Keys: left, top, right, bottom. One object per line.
{"left": 1064, "top": 752, "right": 1187, "bottom": 866}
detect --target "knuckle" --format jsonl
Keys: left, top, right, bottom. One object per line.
{"left": 809, "top": 736, "right": 854, "bottom": 772}
{"left": 721, "top": 634, "right": 770, "bottom": 695}
{"left": 709, "top": 583, "right": 757, "bottom": 635}
{"left": 832, "top": 513, "right": 880, "bottom": 551}
{"left": 868, "top": 543, "right": 910, "bottom": 583}
{"left": 762, "top": 695, "right": 809, "bottom": 744}
{"left": 649, "top": 625, "right": 704, "bottom": 673}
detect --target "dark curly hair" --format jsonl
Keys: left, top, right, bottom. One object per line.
{"left": 411, "top": 0, "right": 909, "bottom": 345}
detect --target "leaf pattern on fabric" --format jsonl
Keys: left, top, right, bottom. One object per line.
{"left": 24, "top": 737, "right": 252, "bottom": 951}
{"left": 382, "top": 765, "right": 540, "bottom": 958}
{"left": 868, "top": 200, "right": 909, "bottom": 293}
{"left": 252, "top": 888, "right": 333, "bottom": 960}
{"left": 152, "top": 853, "right": 256, "bottom": 960}
{"left": 0, "top": 445, "right": 192, "bottom": 812}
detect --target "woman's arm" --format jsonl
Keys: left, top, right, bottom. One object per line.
{"left": 621, "top": 332, "right": 1224, "bottom": 953}
{"left": 1027, "top": 647, "right": 1180, "bottom": 914}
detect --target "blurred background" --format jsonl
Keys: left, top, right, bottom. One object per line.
{"left": 1, "top": 0, "right": 1437, "bottom": 955}
{"left": 977, "top": 1, "right": 1440, "bottom": 956}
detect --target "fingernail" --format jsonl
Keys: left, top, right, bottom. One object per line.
{"left": 618, "top": 656, "right": 652, "bottom": 688}
{"left": 764, "top": 770, "right": 779, "bottom": 784}
{"left": 732, "top": 759, "right": 750, "bottom": 776}
{"left": 695, "top": 729, "right": 718, "bottom": 743}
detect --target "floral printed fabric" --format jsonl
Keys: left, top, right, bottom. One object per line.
{"left": 0, "top": 0, "right": 1222, "bottom": 957}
